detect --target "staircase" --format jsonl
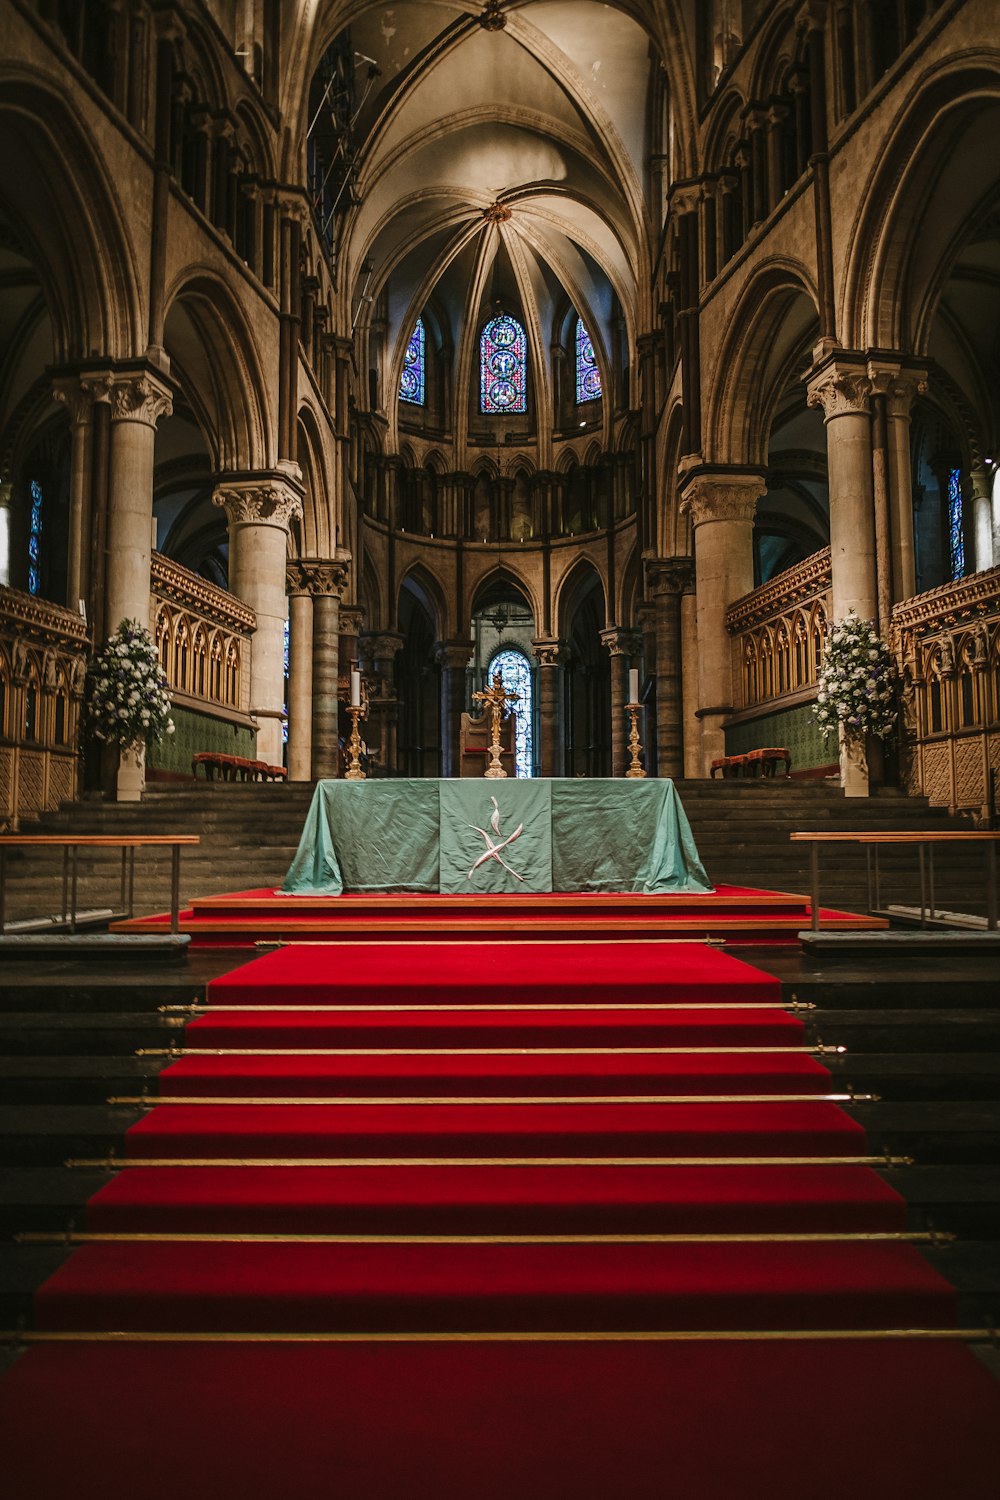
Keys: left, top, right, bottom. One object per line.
{"left": 0, "top": 778, "right": 983, "bottom": 925}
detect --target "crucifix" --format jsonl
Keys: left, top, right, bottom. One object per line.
{"left": 472, "top": 672, "right": 518, "bottom": 779}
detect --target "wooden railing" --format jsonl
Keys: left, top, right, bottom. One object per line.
{"left": 0, "top": 586, "right": 89, "bottom": 829}
{"left": 150, "top": 552, "right": 255, "bottom": 721}
{"left": 725, "top": 548, "right": 831, "bottom": 711}
{"left": 893, "top": 565, "right": 1000, "bottom": 817}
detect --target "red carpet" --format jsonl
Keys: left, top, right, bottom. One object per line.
{"left": 4, "top": 934, "right": 999, "bottom": 1497}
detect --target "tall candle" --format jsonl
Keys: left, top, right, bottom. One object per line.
{"left": 351, "top": 668, "right": 361, "bottom": 708}
{"left": 628, "top": 668, "right": 639, "bottom": 703}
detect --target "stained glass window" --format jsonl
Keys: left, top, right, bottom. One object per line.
{"left": 481, "top": 314, "right": 527, "bottom": 414}
{"left": 28, "top": 479, "right": 42, "bottom": 595}
{"left": 948, "top": 467, "right": 965, "bottom": 581}
{"left": 575, "top": 317, "right": 601, "bottom": 403}
{"left": 486, "top": 647, "right": 533, "bottom": 778}
{"left": 399, "top": 317, "right": 425, "bottom": 406}
{"left": 282, "top": 617, "right": 290, "bottom": 745}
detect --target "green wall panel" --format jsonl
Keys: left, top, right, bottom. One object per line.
{"left": 147, "top": 705, "right": 257, "bottom": 777}
{"left": 724, "top": 700, "right": 833, "bottom": 773}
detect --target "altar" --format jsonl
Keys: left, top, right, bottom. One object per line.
{"left": 282, "top": 778, "right": 712, "bottom": 896}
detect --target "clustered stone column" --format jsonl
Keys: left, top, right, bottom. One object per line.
{"left": 682, "top": 471, "right": 766, "bottom": 772}
{"left": 213, "top": 475, "right": 303, "bottom": 766}
{"left": 531, "top": 639, "right": 565, "bottom": 778}
{"left": 285, "top": 565, "right": 315, "bottom": 782}
{"left": 104, "top": 371, "right": 174, "bottom": 636}
{"left": 646, "top": 559, "right": 692, "bottom": 778}
{"left": 435, "top": 641, "right": 473, "bottom": 777}
{"left": 600, "top": 628, "right": 640, "bottom": 778}
{"left": 310, "top": 564, "right": 350, "bottom": 779}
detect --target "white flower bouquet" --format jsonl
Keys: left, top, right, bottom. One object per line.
{"left": 87, "top": 619, "right": 175, "bottom": 751}
{"left": 813, "top": 612, "right": 897, "bottom": 742}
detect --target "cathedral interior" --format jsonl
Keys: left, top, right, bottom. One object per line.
{"left": 1, "top": 0, "right": 999, "bottom": 815}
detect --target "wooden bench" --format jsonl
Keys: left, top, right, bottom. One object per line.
{"left": 0, "top": 834, "right": 201, "bottom": 935}
{"left": 790, "top": 830, "right": 1000, "bottom": 933}
{"left": 192, "top": 752, "right": 287, "bottom": 782}
{"left": 711, "top": 748, "right": 791, "bottom": 779}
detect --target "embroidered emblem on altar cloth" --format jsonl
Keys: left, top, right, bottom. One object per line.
{"left": 467, "top": 795, "right": 525, "bottom": 882}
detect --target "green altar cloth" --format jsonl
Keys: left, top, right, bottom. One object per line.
{"left": 282, "top": 779, "right": 712, "bottom": 896}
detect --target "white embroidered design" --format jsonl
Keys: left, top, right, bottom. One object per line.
{"left": 467, "top": 795, "right": 525, "bottom": 882}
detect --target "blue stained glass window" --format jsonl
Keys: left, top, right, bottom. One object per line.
{"left": 486, "top": 647, "right": 533, "bottom": 778}
{"left": 28, "top": 479, "right": 42, "bottom": 595}
{"left": 399, "top": 317, "right": 425, "bottom": 406}
{"left": 481, "top": 314, "right": 527, "bottom": 414}
{"left": 948, "top": 468, "right": 965, "bottom": 581}
{"left": 575, "top": 317, "right": 601, "bottom": 403}
{"left": 282, "top": 617, "right": 290, "bottom": 745}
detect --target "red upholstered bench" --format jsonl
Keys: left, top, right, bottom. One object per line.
{"left": 745, "top": 746, "right": 792, "bottom": 778}
{"left": 192, "top": 752, "right": 287, "bottom": 782}
{"left": 710, "top": 754, "right": 748, "bottom": 779}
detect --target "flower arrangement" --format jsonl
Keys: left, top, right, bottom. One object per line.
{"left": 813, "top": 612, "right": 897, "bottom": 741}
{"left": 86, "top": 619, "right": 175, "bottom": 751}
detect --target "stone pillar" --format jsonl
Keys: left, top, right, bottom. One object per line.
{"left": 600, "top": 628, "right": 639, "bottom": 777}
{"left": 681, "top": 471, "right": 765, "bottom": 773}
{"left": 103, "top": 370, "right": 173, "bottom": 636}
{"left": 532, "top": 639, "right": 565, "bottom": 778}
{"left": 339, "top": 605, "right": 365, "bottom": 681}
{"left": 213, "top": 475, "right": 304, "bottom": 765}
{"left": 647, "top": 558, "right": 692, "bottom": 778}
{"left": 867, "top": 361, "right": 927, "bottom": 602}
{"left": 312, "top": 589, "right": 342, "bottom": 779}
{"left": 807, "top": 359, "right": 878, "bottom": 795}
{"left": 436, "top": 641, "right": 473, "bottom": 777}
{"left": 970, "top": 466, "right": 993, "bottom": 575}
{"left": 680, "top": 587, "right": 702, "bottom": 778}
{"left": 52, "top": 376, "right": 97, "bottom": 611}
{"left": 284, "top": 565, "right": 314, "bottom": 782}
{"left": 365, "top": 632, "right": 405, "bottom": 776}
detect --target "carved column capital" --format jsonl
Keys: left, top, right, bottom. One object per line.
{"left": 599, "top": 627, "right": 641, "bottom": 657}
{"left": 214, "top": 475, "right": 304, "bottom": 531}
{"left": 680, "top": 472, "right": 766, "bottom": 528}
{"left": 286, "top": 558, "right": 349, "bottom": 597}
{"left": 105, "top": 370, "right": 174, "bottom": 428}
{"left": 531, "top": 638, "right": 565, "bottom": 668}
{"left": 364, "top": 631, "right": 405, "bottom": 661}
{"left": 646, "top": 556, "right": 694, "bottom": 595}
{"left": 865, "top": 360, "right": 928, "bottom": 418}
{"left": 340, "top": 605, "right": 366, "bottom": 635}
{"left": 435, "top": 640, "right": 474, "bottom": 671}
{"left": 805, "top": 359, "right": 872, "bottom": 420}
{"left": 52, "top": 376, "right": 99, "bottom": 427}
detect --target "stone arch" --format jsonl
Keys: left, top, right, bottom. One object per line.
{"left": 845, "top": 58, "right": 1000, "bottom": 354}
{"left": 555, "top": 555, "right": 607, "bottom": 639}
{"left": 398, "top": 560, "right": 449, "bottom": 640}
{"left": 704, "top": 259, "right": 820, "bottom": 466}
{"left": 296, "top": 401, "right": 334, "bottom": 557}
{"left": 470, "top": 564, "right": 538, "bottom": 634}
{"left": 163, "top": 270, "right": 272, "bottom": 471}
{"left": 0, "top": 70, "right": 141, "bottom": 361}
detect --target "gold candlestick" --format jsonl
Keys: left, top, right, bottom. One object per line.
{"left": 625, "top": 701, "right": 646, "bottom": 778}
{"left": 344, "top": 705, "right": 366, "bottom": 779}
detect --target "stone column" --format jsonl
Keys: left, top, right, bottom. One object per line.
{"left": 213, "top": 475, "right": 303, "bottom": 766}
{"left": 680, "top": 587, "right": 702, "bottom": 778}
{"left": 284, "top": 565, "right": 314, "bottom": 782}
{"left": 103, "top": 370, "right": 173, "bottom": 636}
{"left": 970, "top": 466, "right": 993, "bottom": 575}
{"left": 531, "top": 639, "right": 565, "bottom": 778}
{"left": 52, "top": 376, "right": 97, "bottom": 611}
{"left": 312, "top": 588, "right": 342, "bottom": 779}
{"left": 867, "top": 361, "right": 927, "bottom": 602}
{"left": 600, "top": 628, "right": 639, "bottom": 777}
{"left": 435, "top": 641, "right": 474, "bottom": 777}
{"left": 365, "top": 632, "right": 404, "bottom": 776}
{"left": 681, "top": 471, "right": 765, "bottom": 773}
{"left": 807, "top": 359, "right": 878, "bottom": 795}
{"left": 647, "top": 558, "right": 692, "bottom": 778}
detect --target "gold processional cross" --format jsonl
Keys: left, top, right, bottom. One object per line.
{"left": 472, "top": 672, "right": 519, "bottom": 779}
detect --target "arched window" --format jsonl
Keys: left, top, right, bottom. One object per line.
{"left": 481, "top": 314, "right": 527, "bottom": 414}
{"left": 28, "top": 479, "right": 43, "bottom": 595}
{"left": 399, "top": 317, "right": 426, "bottom": 406}
{"left": 948, "top": 468, "right": 966, "bottom": 581}
{"left": 575, "top": 317, "right": 601, "bottom": 403}
{"left": 486, "top": 647, "right": 533, "bottom": 777}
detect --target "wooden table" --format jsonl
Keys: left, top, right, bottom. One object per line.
{"left": 790, "top": 830, "right": 1000, "bottom": 932}
{"left": 0, "top": 835, "right": 201, "bottom": 935}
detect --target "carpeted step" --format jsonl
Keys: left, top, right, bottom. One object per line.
{"left": 156, "top": 1050, "right": 835, "bottom": 1098}
{"left": 33, "top": 1237, "right": 956, "bottom": 1333}
{"left": 84, "top": 1162, "right": 909, "bottom": 1236}
{"left": 122, "top": 1099, "right": 868, "bottom": 1161}
{"left": 3, "top": 1339, "right": 998, "bottom": 1500}
{"left": 185, "top": 1004, "right": 805, "bottom": 1051}
{"left": 203, "top": 942, "right": 780, "bottom": 1006}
